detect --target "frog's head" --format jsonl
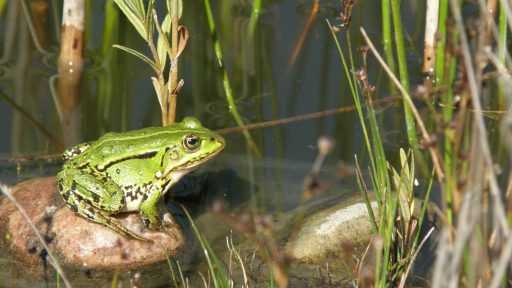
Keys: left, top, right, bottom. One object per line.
{"left": 160, "top": 117, "right": 225, "bottom": 190}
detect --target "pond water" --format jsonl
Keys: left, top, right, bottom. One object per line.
{"left": 0, "top": 0, "right": 425, "bottom": 286}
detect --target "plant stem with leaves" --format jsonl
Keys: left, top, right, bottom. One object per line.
{"left": 113, "top": 0, "right": 188, "bottom": 126}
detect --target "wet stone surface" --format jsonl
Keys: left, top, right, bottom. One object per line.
{"left": 0, "top": 177, "right": 187, "bottom": 286}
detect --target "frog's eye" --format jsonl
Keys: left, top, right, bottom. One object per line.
{"left": 183, "top": 134, "right": 201, "bottom": 152}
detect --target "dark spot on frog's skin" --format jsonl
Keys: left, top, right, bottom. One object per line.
{"left": 122, "top": 185, "right": 133, "bottom": 193}
{"left": 141, "top": 193, "right": 149, "bottom": 202}
{"left": 134, "top": 187, "right": 142, "bottom": 199}
{"left": 160, "top": 147, "right": 170, "bottom": 167}
{"left": 73, "top": 192, "right": 84, "bottom": 203}
{"left": 62, "top": 191, "right": 70, "bottom": 201}
{"left": 91, "top": 193, "right": 100, "bottom": 203}
{"left": 126, "top": 187, "right": 141, "bottom": 202}
{"left": 116, "top": 168, "right": 121, "bottom": 174}
{"left": 58, "top": 182, "right": 63, "bottom": 192}
{"left": 68, "top": 203, "right": 78, "bottom": 212}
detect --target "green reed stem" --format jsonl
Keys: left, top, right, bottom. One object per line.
{"left": 329, "top": 25, "right": 396, "bottom": 286}
{"left": 183, "top": 207, "right": 230, "bottom": 288}
{"left": 97, "top": 0, "right": 120, "bottom": 133}
{"left": 381, "top": 0, "right": 396, "bottom": 93}
{"left": 435, "top": 0, "right": 449, "bottom": 84}
{"left": 203, "top": 0, "right": 261, "bottom": 156}
{"left": 437, "top": 0, "right": 455, "bottom": 226}
{"left": 248, "top": 0, "right": 262, "bottom": 38}
{"left": 497, "top": 1, "right": 508, "bottom": 109}
{"left": 328, "top": 23, "right": 379, "bottom": 200}
{"left": 390, "top": 0, "right": 417, "bottom": 149}
{"left": 442, "top": 53, "right": 457, "bottom": 226}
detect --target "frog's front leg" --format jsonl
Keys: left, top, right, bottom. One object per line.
{"left": 57, "top": 168, "right": 149, "bottom": 241}
{"left": 139, "top": 184, "right": 163, "bottom": 230}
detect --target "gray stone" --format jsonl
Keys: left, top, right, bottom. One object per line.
{"left": 285, "top": 196, "right": 377, "bottom": 263}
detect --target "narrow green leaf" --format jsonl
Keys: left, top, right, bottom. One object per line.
{"left": 113, "top": 44, "right": 158, "bottom": 72}
{"left": 157, "top": 15, "right": 172, "bottom": 70}
{"left": 167, "top": 0, "right": 183, "bottom": 19}
{"left": 132, "top": 0, "right": 146, "bottom": 17}
{"left": 145, "top": 0, "right": 156, "bottom": 40}
{"left": 113, "top": 0, "right": 147, "bottom": 39}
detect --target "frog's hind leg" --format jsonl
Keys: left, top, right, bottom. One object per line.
{"left": 58, "top": 168, "right": 150, "bottom": 241}
{"left": 67, "top": 193, "right": 150, "bottom": 241}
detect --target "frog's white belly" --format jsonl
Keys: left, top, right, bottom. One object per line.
{"left": 121, "top": 184, "right": 153, "bottom": 212}
{"left": 124, "top": 196, "right": 144, "bottom": 212}
{"left": 120, "top": 170, "right": 189, "bottom": 212}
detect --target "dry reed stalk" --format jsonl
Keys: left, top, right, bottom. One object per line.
{"left": 484, "top": 0, "right": 498, "bottom": 46}
{"left": 57, "top": 0, "right": 84, "bottom": 147}
{"left": 422, "top": 0, "right": 439, "bottom": 74}
{"left": 166, "top": 3, "right": 180, "bottom": 125}
{"left": 431, "top": 1, "right": 512, "bottom": 286}
{"left": 288, "top": 0, "right": 319, "bottom": 67}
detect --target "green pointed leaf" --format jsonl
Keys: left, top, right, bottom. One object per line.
{"left": 113, "top": 0, "right": 147, "bottom": 40}
{"left": 145, "top": 0, "right": 156, "bottom": 39}
{"left": 157, "top": 15, "right": 172, "bottom": 70}
{"left": 113, "top": 44, "right": 158, "bottom": 72}
{"left": 167, "top": 0, "right": 183, "bottom": 19}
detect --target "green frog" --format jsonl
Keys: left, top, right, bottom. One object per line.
{"left": 56, "top": 117, "right": 225, "bottom": 241}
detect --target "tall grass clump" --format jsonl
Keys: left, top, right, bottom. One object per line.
{"left": 330, "top": 0, "right": 512, "bottom": 286}
{"left": 328, "top": 20, "right": 434, "bottom": 286}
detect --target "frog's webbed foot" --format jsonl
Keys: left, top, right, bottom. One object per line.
{"left": 141, "top": 217, "right": 162, "bottom": 231}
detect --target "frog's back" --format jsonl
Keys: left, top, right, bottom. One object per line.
{"left": 63, "top": 117, "right": 216, "bottom": 169}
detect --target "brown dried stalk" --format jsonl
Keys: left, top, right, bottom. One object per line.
{"left": 57, "top": 0, "right": 84, "bottom": 147}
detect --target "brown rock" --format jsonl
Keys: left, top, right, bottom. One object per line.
{"left": 0, "top": 177, "right": 186, "bottom": 285}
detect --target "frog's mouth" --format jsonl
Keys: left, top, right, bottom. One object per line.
{"left": 162, "top": 145, "right": 224, "bottom": 194}
{"left": 190, "top": 146, "right": 224, "bottom": 167}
